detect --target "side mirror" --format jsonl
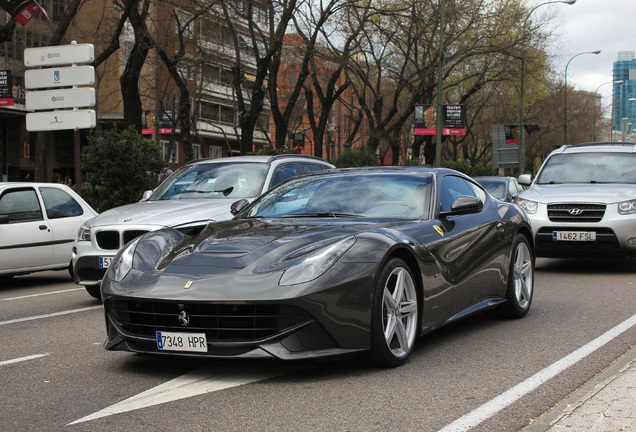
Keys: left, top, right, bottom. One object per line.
{"left": 440, "top": 195, "right": 483, "bottom": 217}
{"left": 518, "top": 174, "right": 532, "bottom": 186}
{"left": 0, "top": 214, "right": 9, "bottom": 224}
{"left": 230, "top": 199, "right": 250, "bottom": 216}
{"left": 141, "top": 190, "right": 153, "bottom": 201}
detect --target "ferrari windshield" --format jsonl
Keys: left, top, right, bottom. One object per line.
{"left": 149, "top": 162, "right": 268, "bottom": 200}
{"left": 536, "top": 153, "right": 636, "bottom": 184}
{"left": 246, "top": 172, "right": 433, "bottom": 219}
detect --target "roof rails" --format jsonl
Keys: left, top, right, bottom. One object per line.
{"left": 266, "top": 154, "right": 328, "bottom": 163}
{"left": 183, "top": 153, "right": 329, "bottom": 166}
{"left": 552, "top": 142, "right": 636, "bottom": 154}
{"left": 570, "top": 142, "right": 636, "bottom": 148}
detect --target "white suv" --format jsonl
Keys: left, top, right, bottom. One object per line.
{"left": 73, "top": 154, "right": 334, "bottom": 298}
{"left": 516, "top": 143, "right": 636, "bottom": 260}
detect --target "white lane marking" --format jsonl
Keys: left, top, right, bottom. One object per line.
{"left": 0, "top": 306, "right": 102, "bottom": 326}
{"left": 0, "top": 288, "right": 85, "bottom": 302}
{"left": 68, "top": 361, "right": 305, "bottom": 425}
{"left": 0, "top": 353, "right": 51, "bottom": 366}
{"left": 438, "top": 313, "right": 636, "bottom": 432}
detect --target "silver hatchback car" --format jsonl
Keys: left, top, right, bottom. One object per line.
{"left": 516, "top": 143, "right": 636, "bottom": 260}
{"left": 73, "top": 154, "right": 334, "bottom": 298}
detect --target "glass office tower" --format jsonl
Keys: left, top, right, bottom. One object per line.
{"left": 613, "top": 51, "right": 636, "bottom": 139}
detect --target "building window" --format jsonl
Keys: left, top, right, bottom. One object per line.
{"left": 192, "top": 144, "right": 202, "bottom": 160}
{"left": 175, "top": 9, "right": 194, "bottom": 38}
{"left": 161, "top": 140, "right": 179, "bottom": 164}
{"left": 253, "top": 6, "right": 267, "bottom": 24}
{"left": 209, "top": 146, "right": 222, "bottom": 159}
{"left": 199, "top": 102, "right": 235, "bottom": 125}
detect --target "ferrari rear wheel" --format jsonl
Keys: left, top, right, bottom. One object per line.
{"left": 498, "top": 234, "right": 534, "bottom": 318}
{"left": 365, "top": 258, "right": 419, "bottom": 367}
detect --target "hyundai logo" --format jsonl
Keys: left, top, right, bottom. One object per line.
{"left": 569, "top": 208, "right": 583, "bottom": 216}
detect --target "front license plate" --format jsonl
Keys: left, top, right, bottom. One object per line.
{"left": 99, "top": 257, "right": 112, "bottom": 268}
{"left": 552, "top": 231, "right": 596, "bottom": 241}
{"left": 156, "top": 331, "right": 208, "bottom": 352}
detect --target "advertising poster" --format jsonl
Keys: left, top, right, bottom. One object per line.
{"left": 0, "top": 70, "right": 13, "bottom": 106}
{"left": 414, "top": 104, "right": 466, "bottom": 135}
{"left": 142, "top": 110, "right": 174, "bottom": 135}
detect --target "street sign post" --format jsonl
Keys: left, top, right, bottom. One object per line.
{"left": 24, "top": 66, "right": 95, "bottom": 89}
{"left": 26, "top": 110, "right": 97, "bottom": 131}
{"left": 26, "top": 88, "right": 95, "bottom": 110}
{"left": 24, "top": 44, "right": 95, "bottom": 67}
{"left": 24, "top": 42, "right": 96, "bottom": 194}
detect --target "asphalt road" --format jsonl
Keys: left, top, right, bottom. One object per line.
{"left": 1, "top": 258, "right": 635, "bottom": 432}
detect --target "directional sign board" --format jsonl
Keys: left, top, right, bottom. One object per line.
{"left": 26, "top": 88, "right": 95, "bottom": 110}
{"left": 25, "top": 66, "right": 95, "bottom": 89}
{"left": 24, "top": 44, "right": 94, "bottom": 67}
{"left": 26, "top": 110, "right": 96, "bottom": 131}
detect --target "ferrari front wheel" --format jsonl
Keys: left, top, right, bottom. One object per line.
{"left": 497, "top": 234, "right": 534, "bottom": 318}
{"left": 365, "top": 258, "right": 419, "bottom": 367}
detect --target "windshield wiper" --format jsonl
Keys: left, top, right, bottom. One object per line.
{"left": 280, "top": 212, "right": 360, "bottom": 218}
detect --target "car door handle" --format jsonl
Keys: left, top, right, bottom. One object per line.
{"left": 496, "top": 222, "right": 504, "bottom": 231}
{"left": 39, "top": 225, "right": 48, "bottom": 231}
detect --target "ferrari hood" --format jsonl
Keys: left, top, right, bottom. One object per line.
{"left": 135, "top": 218, "right": 398, "bottom": 275}
{"left": 87, "top": 198, "right": 243, "bottom": 228}
{"left": 519, "top": 184, "right": 636, "bottom": 205}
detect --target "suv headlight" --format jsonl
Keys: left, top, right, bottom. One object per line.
{"left": 515, "top": 198, "right": 538, "bottom": 214}
{"left": 618, "top": 199, "right": 636, "bottom": 215}
{"left": 76, "top": 224, "right": 91, "bottom": 241}
{"left": 279, "top": 236, "right": 356, "bottom": 286}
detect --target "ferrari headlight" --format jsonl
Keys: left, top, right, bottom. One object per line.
{"left": 76, "top": 223, "right": 91, "bottom": 242}
{"left": 279, "top": 236, "right": 356, "bottom": 286}
{"left": 515, "top": 198, "right": 538, "bottom": 214}
{"left": 108, "top": 238, "right": 140, "bottom": 282}
{"left": 618, "top": 199, "right": 636, "bottom": 215}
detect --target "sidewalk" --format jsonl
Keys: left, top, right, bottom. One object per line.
{"left": 523, "top": 346, "right": 636, "bottom": 431}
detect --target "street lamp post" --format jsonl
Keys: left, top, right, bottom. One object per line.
{"left": 518, "top": 0, "right": 576, "bottom": 176}
{"left": 564, "top": 50, "right": 601, "bottom": 146}
{"left": 593, "top": 81, "right": 621, "bottom": 142}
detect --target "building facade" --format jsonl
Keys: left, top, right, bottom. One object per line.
{"left": 0, "top": 0, "right": 272, "bottom": 183}
{"left": 612, "top": 51, "right": 636, "bottom": 140}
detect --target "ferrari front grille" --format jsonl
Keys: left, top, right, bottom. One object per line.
{"left": 547, "top": 203, "right": 605, "bottom": 223}
{"left": 106, "top": 300, "right": 312, "bottom": 342}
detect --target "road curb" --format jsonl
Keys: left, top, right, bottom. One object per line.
{"left": 522, "top": 344, "right": 636, "bottom": 432}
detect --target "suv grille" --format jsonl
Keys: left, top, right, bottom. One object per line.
{"left": 547, "top": 204, "right": 605, "bottom": 223}
{"left": 96, "top": 229, "right": 150, "bottom": 250}
{"left": 106, "top": 300, "right": 312, "bottom": 342}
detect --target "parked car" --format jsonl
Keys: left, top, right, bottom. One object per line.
{"left": 0, "top": 183, "right": 98, "bottom": 279}
{"left": 101, "top": 166, "right": 534, "bottom": 367}
{"left": 73, "top": 154, "right": 334, "bottom": 299}
{"left": 516, "top": 142, "right": 636, "bottom": 259}
{"left": 474, "top": 176, "right": 525, "bottom": 202}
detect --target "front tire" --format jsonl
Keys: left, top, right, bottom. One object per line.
{"left": 365, "top": 258, "right": 419, "bottom": 367}
{"left": 497, "top": 234, "right": 534, "bottom": 318}
{"left": 85, "top": 284, "right": 102, "bottom": 301}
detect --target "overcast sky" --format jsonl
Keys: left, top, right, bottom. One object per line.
{"left": 548, "top": 0, "right": 633, "bottom": 103}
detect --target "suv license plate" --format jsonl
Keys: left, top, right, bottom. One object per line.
{"left": 552, "top": 231, "right": 596, "bottom": 241}
{"left": 99, "top": 257, "right": 112, "bottom": 268}
{"left": 156, "top": 331, "right": 208, "bottom": 352}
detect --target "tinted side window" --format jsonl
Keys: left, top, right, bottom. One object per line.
{"left": 0, "top": 189, "right": 44, "bottom": 222}
{"left": 440, "top": 176, "right": 484, "bottom": 212}
{"left": 299, "top": 163, "right": 321, "bottom": 173}
{"left": 40, "top": 187, "right": 84, "bottom": 219}
{"left": 271, "top": 164, "right": 298, "bottom": 187}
